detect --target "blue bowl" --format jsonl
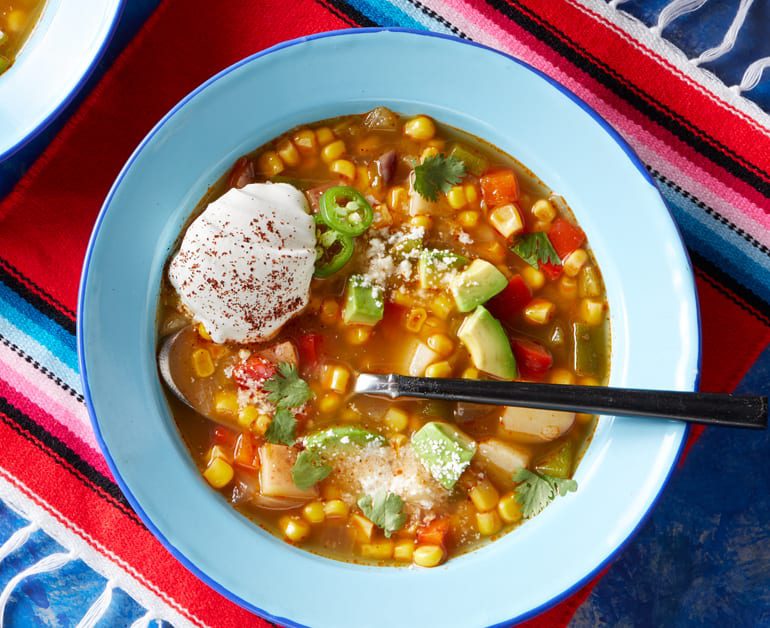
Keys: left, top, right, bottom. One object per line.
{"left": 79, "top": 29, "right": 700, "bottom": 628}
{"left": 0, "top": 0, "right": 124, "bottom": 160}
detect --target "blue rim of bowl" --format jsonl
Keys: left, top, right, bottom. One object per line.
{"left": 0, "top": 0, "right": 127, "bottom": 162}
{"left": 78, "top": 27, "right": 702, "bottom": 627}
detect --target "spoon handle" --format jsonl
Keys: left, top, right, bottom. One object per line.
{"left": 355, "top": 374, "right": 768, "bottom": 429}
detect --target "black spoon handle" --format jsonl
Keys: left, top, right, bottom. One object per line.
{"left": 366, "top": 375, "right": 768, "bottom": 429}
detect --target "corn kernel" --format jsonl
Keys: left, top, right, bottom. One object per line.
{"left": 6, "top": 10, "right": 26, "bottom": 32}
{"left": 462, "top": 367, "right": 480, "bottom": 379}
{"left": 559, "top": 276, "right": 578, "bottom": 300}
{"left": 413, "top": 544, "right": 445, "bottom": 567}
{"left": 302, "top": 501, "right": 326, "bottom": 524}
{"left": 457, "top": 210, "right": 479, "bottom": 228}
{"left": 315, "top": 126, "right": 335, "bottom": 146}
{"left": 356, "top": 134, "right": 382, "bottom": 154}
{"left": 423, "top": 316, "right": 447, "bottom": 333}
{"left": 323, "top": 364, "right": 351, "bottom": 394}
{"left": 214, "top": 391, "right": 238, "bottom": 415}
{"left": 427, "top": 333, "right": 454, "bottom": 357}
{"left": 404, "top": 115, "right": 436, "bottom": 141}
{"left": 191, "top": 349, "right": 215, "bottom": 378}
{"left": 428, "top": 294, "right": 454, "bottom": 320}
{"left": 476, "top": 510, "right": 503, "bottom": 536}
{"left": 489, "top": 204, "right": 524, "bottom": 238}
{"left": 405, "top": 307, "right": 428, "bottom": 332}
{"left": 293, "top": 129, "right": 318, "bottom": 155}
{"left": 549, "top": 368, "right": 576, "bottom": 385}
{"left": 470, "top": 480, "right": 500, "bottom": 512}
{"left": 330, "top": 159, "right": 356, "bottom": 180}
{"left": 447, "top": 186, "right": 467, "bottom": 210}
{"left": 388, "top": 186, "right": 408, "bottom": 212}
{"left": 197, "top": 322, "right": 211, "bottom": 340}
{"left": 425, "top": 361, "right": 452, "bottom": 378}
{"left": 531, "top": 199, "right": 557, "bottom": 222}
{"left": 390, "top": 433, "right": 408, "bottom": 449}
{"left": 208, "top": 444, "right": 230, "bottom": 463}
{"left": 350, "top": 514, "right": 375, "bottom": 542}
{"left": 421, "top": 146, "right": 439, "bottom": 162}
{"left": 321, "top": 484, "right": 342, "bottom": 500}
{"left": 521, "top": 265, "right": 545, "bottom": 291}
{"left": 346, "top": 325, "right": 372, "bottom": 345}
{"left": 384, "top": 407, "right": 409, "bottom": 432}
{"left": 523, "top": 298, "right": 555, "bottom": 325}
{"left": 360, "top": 540, "right": 394, "bottom": 560}
{"left": 203, "top": 458, "right": 234, "bottom": 489}
{"left": 579, "top": 266, "right": 602, "bottom": 297}
{"left": 464, "top": 183, "right": 479, "bottom": 205}
{"left": 357, "top": 165, "right": 371, "bottom": 187}
{"left": 410, "top": 215, "right": 433, "bottom": 230}
{"left": 563, "top": 248, "right": 588, "bottom": 277}
{"left": 497, "top": 493, "right": 522, "bottom": 523}
{"left": 427, "top": 138, "right": 446, "bottom": 150}
{"left": 479, "top": 241, "right": 507, "bottom": 264}
{"left": 321, "top": 139, "right": 346, "bottom": 163}
{"left": 237, "top": 405, "right": 259, "bottom": 428}
{"left": 254, "top": 413, "right": 271, "bottom": 434}
{"left": 579, "top": 376, "right": 599, "bottom": 387}
{"left": 279, "top": 516, "right": 311, "bottom": 543}
{"left": 257, "top": 151, "right": 284, "bottom": 177}
{"left": 392, "top": 289, "right": 415, "bottom": 308}
{"left": 580, "top": 298, "right": 605, "bottom": 326}
{"left": 532, "top": 220, "right": 551, "bottom": 232}
{"left": 320, "top": 298, "right": 339, "bottom": 325}
{"left": 394, "top": 539, "right": 415, "bottom": 562}
{"left": 319, "top": 392, "right": 342, "bottom": 414}
{"left": 576, "top": 412, "right": 595, "bottom": 424}
{"left": 324, "top": 499, "right": 350, "bottom": 519}
{"left": 276, "top": 139, "right": 300, "bottom": 167}
{"left": 341, "top": 407, "right": 361, "bottom": 422}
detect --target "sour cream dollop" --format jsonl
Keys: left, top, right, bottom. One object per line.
{"left": 168, "top": 182, "right": 316, "bottom": 344}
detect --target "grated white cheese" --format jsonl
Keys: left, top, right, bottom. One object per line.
{"left": 457, "top": 230, "right": 473, "bottom": 245}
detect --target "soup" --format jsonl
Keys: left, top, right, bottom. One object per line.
{"left": 158, "top": 108, "right": 610, "bottom": 567}
{"left": 0, "top": 0, "right": 45, "bottom": 75}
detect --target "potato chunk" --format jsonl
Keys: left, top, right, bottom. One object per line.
{"left": 499, "top": 407, "right": 575, "bottom": 442}
{"left": 259, "top": 340, "right": 298, "bottom": 365}
{"left": 258, "top": 444, "right": 317, "bottom": 499}
{"left": 476, "top": 438, "right": 530, "bottom": 486}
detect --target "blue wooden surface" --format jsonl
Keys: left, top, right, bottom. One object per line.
{"left": 1, "top": 1, "right": 769, "bottom": 625}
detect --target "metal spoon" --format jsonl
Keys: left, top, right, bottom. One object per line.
{"left": 159, "top": 326, "right": 767, "bottom": 429}
{"left": 354, "top": 374, "right": 767, "bottom": 429}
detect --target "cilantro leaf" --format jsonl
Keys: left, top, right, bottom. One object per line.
{"left": 357, "top": 491, "right": 406, "bottom": 538}
{"left": 513, "top": 468, "right": 577, "bottom": 519}
{"left": 413, "top": 154, "right": 466, "bottom": 201}
{"left": 264, "top": 407, "right": 297, "bottom": 446}
{"left": 263, "top": 362, "right": 312, "bottom": 409}
{"left": 292, "top": 449, "right": 332, "bottom": 489}
{"left": 511, "top": 233, "right": 561, "bottom": 269}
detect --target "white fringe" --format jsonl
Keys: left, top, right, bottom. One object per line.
{"left": 0, "top": 550, "right": 75, "bottom": 625}
{"left": 0, "top": 522, "right": 38, "bottom": 563}
{"left": 130, "top": 611, "right": 156, "bottom": 628}
{"left": 692, "top": 0, "right": 755, "bottom": 66}
{"left": 651, "top": 0, "right": 708, "bottom": 36}
{"left": 732, "top": 56, "right": 770, "bottom": 93}
{"left": 75, "top": 580, "right": 116, "bottom": 628}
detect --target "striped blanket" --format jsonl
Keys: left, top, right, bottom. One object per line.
{"left": 0, "top": 0, "right": 768, "bottom": 625}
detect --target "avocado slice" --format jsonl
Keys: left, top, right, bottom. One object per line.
{"left": 419, "top": 248, "right": 468, "bottom": 290}
{"left": 304, "top": 426, "right": 387, "bottom": 452}
{"left": 457, "top": 306, "right": 518, "bottom": 379}
{"left": 450, "top": 259, "right": 508, "bottom": 312}
{"left": 535, "top": 440, "right": 574, "bottom": 479}
{"left": 411, "top": 421, "right": 477, "bottom": 490}
{"left": 343, "top": 275, "right": 384, "bottom": 326}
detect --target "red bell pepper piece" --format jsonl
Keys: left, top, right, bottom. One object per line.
{"left": 486, "top": 275, "right": 531, "bottom": 325}
{"left": 231, "top": 355, "right": 276, "bottom": 389}
{"left": 417, "top": 517, "right": 451, "bottom": 548}
{"left": 511, "top": 338, "right": 553, "bottom": 378}
{"left": 297, "top": 333, "right": 323, "bottom": 367}
{"left": 540, "top": 261, "right": 563, "bottom": 280}
{"left": 548, "top": 218, "right": 585, "bottom": 260}
{"left": 480, "top": 169, "right": 519, "bottom": 207}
